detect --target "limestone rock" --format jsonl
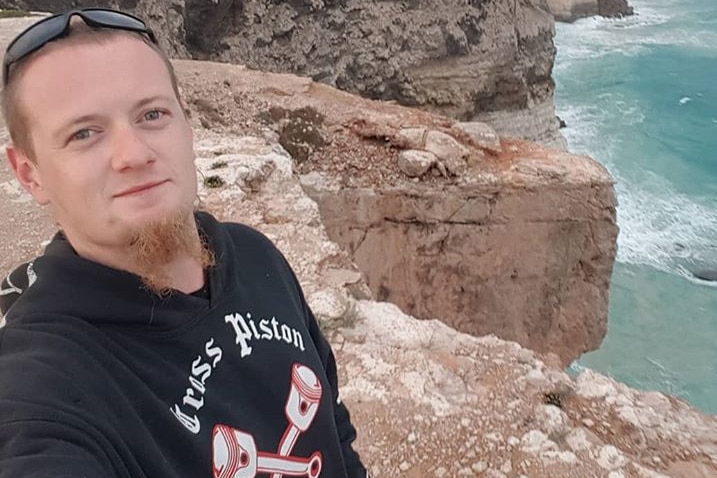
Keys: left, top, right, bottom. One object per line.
{"left": 539, "top": 0, "right": 634, "bottom": 22}
{"left": 394, "top": 128, "right": 427, "bottom": 150}
{"left": 541, "top": 0, "right": 599, "bottom": 22}
{"left": 336, "top": 301, "right": 717, "bottom": 477}
{"left": 397, "top": 150, "right": 437, "bottom": 178}
{"left": 423, "top": 130, "right": 469, "bottom": 176}
{"left": 598, "top": 0, "right": 635, "bottom": 18}
{"left": 452, "top": 121, "right": 502, "bottom": 154}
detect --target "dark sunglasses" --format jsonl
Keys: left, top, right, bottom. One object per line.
{"left": 3, "top": 8, "right": 157, "bottom": 85}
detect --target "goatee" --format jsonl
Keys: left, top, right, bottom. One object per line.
{"left": 129, "top": 212, "right": 215, "bottom": 296}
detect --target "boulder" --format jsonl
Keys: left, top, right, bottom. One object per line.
{"left": 598, "top": 0, "right": 635, "bottom": 18}
{"left": 397, "top": 150, "right": 437, "bottom": 178}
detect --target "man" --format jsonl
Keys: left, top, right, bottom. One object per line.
{"left": 0, "top": 8, "right": 367, "bottom": 478}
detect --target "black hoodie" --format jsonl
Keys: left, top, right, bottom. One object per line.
{"left": 0, "top": 212, "right": 367, "bottom": 478}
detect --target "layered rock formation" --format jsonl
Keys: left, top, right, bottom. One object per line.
{"left": 166, "top": 57, "right": 617, "bottom": 365}
{"left": 0, "top": 0, "right": 566, "bottom": 149}
{"left": 541, "top": 0, "right": 634, "bottom": 22}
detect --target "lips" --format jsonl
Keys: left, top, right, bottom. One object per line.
{"left": 114, "top": 179, "right": 168, "bottom": 198}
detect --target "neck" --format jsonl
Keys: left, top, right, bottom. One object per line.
{"left": 158, "top": 255, "right": 206, "bottom": 293}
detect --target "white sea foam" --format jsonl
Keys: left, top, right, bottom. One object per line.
{"left": 556, "top": 1, "right": 717, "bottom": 279}
{"left": 614, "top": 181, "right": 717, "bottom": 276}
{"left": 559, "top": 99, "right": 717, "bottom": 278}
{"left": 555, "top": 0, "right": 717, "bottom": 73}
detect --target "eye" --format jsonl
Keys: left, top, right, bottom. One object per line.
{"left": 143, "top": 109, "right": 165, "bottom": 121}
{"left": 71, "top": 129, "right": 95, "bottom": 142}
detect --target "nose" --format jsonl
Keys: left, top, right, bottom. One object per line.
{"left": 110, "top": 125, "right": 156, "bottom": 171}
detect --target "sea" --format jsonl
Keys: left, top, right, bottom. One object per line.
{"left": 554, "top": 0, "right": 717, "bottom": 414}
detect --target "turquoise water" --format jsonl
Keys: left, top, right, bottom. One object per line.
{"left": 554, "top": 0, "right": 717, "bottom": 414}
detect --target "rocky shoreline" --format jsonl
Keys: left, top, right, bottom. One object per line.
{"left": 542, "top": 0, "right": 635, "bottom": 23}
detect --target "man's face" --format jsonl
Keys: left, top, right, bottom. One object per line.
{"left": 8, "top": 35, "right": 197, "bottom": 253}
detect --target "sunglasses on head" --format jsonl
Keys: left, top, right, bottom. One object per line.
{"left": 3, "top": 8, "right": 157, "bottom": 85}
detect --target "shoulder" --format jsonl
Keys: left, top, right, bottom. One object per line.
{"left": 1, "top": 261, "right": 36, "bottom": 317}
{"left": 0, "top": 320, "right": 92, "bottom": 423}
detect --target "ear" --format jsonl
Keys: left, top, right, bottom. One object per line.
{"left": 6, "top": 144, "right": 50, "bottom": 205}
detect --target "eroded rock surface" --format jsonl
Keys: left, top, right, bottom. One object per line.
{"left": 0, "top": 0, "right": 566, "bottom": 148}
{"left": 541, "top": 0, "right": 634, "bottom": 22}
{"left": 164, "top": 59, "right": 618, "bottom": 364}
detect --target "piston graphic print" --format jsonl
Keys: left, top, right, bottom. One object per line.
{"left": 212, "top": 364, "right": 324, "bottom": 478}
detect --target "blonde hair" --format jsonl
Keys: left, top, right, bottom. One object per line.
{"left": 1, "top": 22, "right": 182, "bottom": 160}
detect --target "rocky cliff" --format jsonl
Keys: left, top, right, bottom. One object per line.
{"left": 0, "top": 0, "right": 567, "bottom": 149}
{"left": 541, "top": 0, "right": 634, "bottom": 22}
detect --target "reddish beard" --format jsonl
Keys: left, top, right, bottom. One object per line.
{"left": 128, "top": 212, "right": 215, "bottom": 296}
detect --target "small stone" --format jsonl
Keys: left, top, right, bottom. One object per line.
{"left": 542, "top": 450, "right": 578, "bottom": 463}
{"left": 424, "top": 130, "right": 469, "bottom": 175}
{"left": 486, "top": 470, "right": 507, "bottom": 478}
{"left": 471, "top": 461, "right": 487, "bottom": 473}
{"left": 507, "top": 436, "right": 520, "bottom": 447}
{"left": 460, "top": 417, "right": 471, "bottom": 427}
{"left": 399, "top": 461, "right": 410, "bottom": 471}
{"left": 597, "top": 445, "right": 628, "bottom": 470}
{"left": 521, "top": 430, "right": 556, "bottom": 453}
{"left": 397, "top": 150, "right": 437, "bottom": 177}
{"left": 576, "top": 370, "right": 618, "bottom": 399}
{"left": 565, "top": 428, "right": 597, "bottom": 452}
{"left": 451, "top": 121, "right": 502, "bottom": 153}
{"left": 307, "top": 289, "right": 348, "bottom": 321}
{"left": 394, "top": 127, "right": 427, "bottom": 149}
{"left": 407, "top": 432, "right": 417, "bottom": 442}
{"left": 535, "top": 404, "right": 569, "bottom": 437}
{"left": 434, "top": 466, "right": 448, "bottom": 478}
{"left": 583, "top": 418, "right": 595, "bottom": 428}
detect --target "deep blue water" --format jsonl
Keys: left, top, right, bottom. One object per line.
{"left": 554, "top": 0, "right": 717, "bottom": 414}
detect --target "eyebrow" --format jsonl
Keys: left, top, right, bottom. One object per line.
{"left": 133, "top": 94, "right": 175, "bottom": 110}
